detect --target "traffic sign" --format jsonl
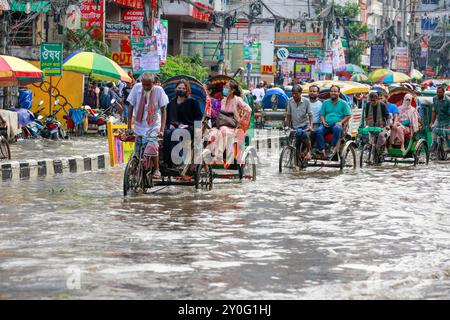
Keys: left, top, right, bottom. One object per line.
{"left": 276, "top": 48, "right": 289, "bottom": 60}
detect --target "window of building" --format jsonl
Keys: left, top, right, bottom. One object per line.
{"left": 9, "top": 12, "right": 35, "bottom": 46}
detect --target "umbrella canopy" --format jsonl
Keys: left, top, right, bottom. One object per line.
{"left": 435, "top": 78, "right": 450, "bottom": 85}
{"left": 63, "top": 51, "right": 132, "bottom": 83}
{"left": 0, "top": 55, "right": 43, "bottom": 87}
{"left": 345, "top": 64, "right": 366, "bottom": 74}
{"left": 378, "top": 71, "right": 410, "bottom": 84}
{"left": 411, "top": 69, "right": 423, "bottom": 80}
{"left": 352, "top": 73, "right": 368, "bottom": 82}
{"left": 421, "top": 79, "right": 442, "bottom": 87}
{"left": 367, "top": 69, "right": 393, "bottom": 83}
{"left": 303, "top": 80, "right": 370, "bottom": 95}
{"left": 262, "top": 87, "right": 289, "bottom": 109}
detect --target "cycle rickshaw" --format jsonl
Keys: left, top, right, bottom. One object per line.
{"left": 279, "top": 90, "right": 358, "bottom": 172}
{"left": 359, "top": 87, "right": 431, "bottom": 167}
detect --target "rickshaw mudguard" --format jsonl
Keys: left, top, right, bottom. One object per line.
{"left": 341, "top": 140, "right": 357, "bottom": 155}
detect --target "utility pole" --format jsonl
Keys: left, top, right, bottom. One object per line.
{"left": 408, "top": 0, "right": 417, "bottom": 73}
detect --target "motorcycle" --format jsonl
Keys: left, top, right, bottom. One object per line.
{"left": 22, "top": 100, "right": 45, "bottom": 138}
{"left": 40, "top": 99, "right": 67, "bottom": 140}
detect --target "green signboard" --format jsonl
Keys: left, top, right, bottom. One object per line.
{"left": 40, "top": 43, "right": 63, "bottom": 77}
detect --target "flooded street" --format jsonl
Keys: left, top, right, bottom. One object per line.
{"left": 1, "top": 147, "right": 450, "bottom": 299}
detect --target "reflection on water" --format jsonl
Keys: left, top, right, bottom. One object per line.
{"left": 0, "top": 151, "right": 450, "bottom": 299}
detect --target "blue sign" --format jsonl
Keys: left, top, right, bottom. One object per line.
{"left": 370, "top": 44, "right": 384, "bottom": 69}
{"left": 421, "top": 18, "right": 439, "bottom": 31}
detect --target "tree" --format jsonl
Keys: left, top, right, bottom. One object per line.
{"left": 62, "top": 28, "right": 111, "bottom": 57}
{"left": 159, "top": 54, "right": 209, "bottom": 82}
{"left": 334, "top": 2, "right": 369, "bottom": 66}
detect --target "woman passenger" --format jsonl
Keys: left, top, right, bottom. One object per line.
{"left": 389, "top": 93, "right": 420, "bottom": 153}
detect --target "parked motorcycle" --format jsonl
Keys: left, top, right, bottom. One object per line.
{"left": 40, "top": 99, "right": 67, "bottom": 140}
{"left": 21, "top": 101, "right": 45, "bottom": 138}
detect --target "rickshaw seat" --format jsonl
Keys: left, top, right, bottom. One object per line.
{"left": 325, "top": 133, "right": 333, "bottom": 142}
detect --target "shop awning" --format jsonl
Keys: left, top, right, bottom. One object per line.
{"left": 9, "top": 1, "right": 51, "bottom": 13}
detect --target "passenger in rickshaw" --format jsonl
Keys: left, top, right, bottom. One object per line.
{"left": 378, "top": 91, "right": 400, "bottom": 126}
{"left": 315, "top": 85, "right": 352, "bottom": 159}
{"left": 203, "top": 82, "right": 222, "bottom": 128}
{"left": 389, "top": 93, "right": 420, "bottom": 154}
{"left": 127, "top": 72, "right": 169, "bottom": 179}
{"left": 164, "top": 79, "right": 203, "bottom": 168}
{"left": 308, "top": 84, "right": 323, "bottom": 149}
{"left": 207, "top": 80, "right": 252, "bottom": 163}
{"left": 285, "top": 85, "right": 313, "bottom": 160}
{"left": 363, "top": 92, "right": 389, "bottom": 149}
{"left": 431, "top": 85, "right": 450, "bottom": 153}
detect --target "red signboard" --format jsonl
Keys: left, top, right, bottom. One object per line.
{"left": 192, "top": 2, "right": 211, "bottom": 23}
{"left": 112, "top": 0, "right": 143, "bottom": 9}
{"left": 122, "top": 9, "right": 144, "bottom": 23}
{"left": 111, "top": 52, "right": 132, "bottom": 67}
{"left": 80, "top": 0, "right": 104, "bottom": 40}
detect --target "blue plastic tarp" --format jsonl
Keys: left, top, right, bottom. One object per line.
{"left": 18, "top": 89, "right": 33, "bottom": 110}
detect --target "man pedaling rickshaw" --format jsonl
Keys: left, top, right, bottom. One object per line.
{"left": 285, "top": 85, "right": 313, "bottom": 161}
{"left": 430, "top": 85, "right": 450, "bottom": 155}
{"left": 362, "top": 91, "right": 390, "bottom": 153}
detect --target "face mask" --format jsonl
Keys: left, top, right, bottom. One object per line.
{"left": 176, "top": 89, "right": 187, "bottom": 97}
{"left": 223, "top": 87, "right": 229, "bottom": 97}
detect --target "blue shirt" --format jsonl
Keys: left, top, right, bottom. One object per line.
{"left": 387, "top": 103, "right": 399, "bottom": 115}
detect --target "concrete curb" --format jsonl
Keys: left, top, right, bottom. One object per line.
{"left": 0, "top": 153, "right": 110, "bottom": 182}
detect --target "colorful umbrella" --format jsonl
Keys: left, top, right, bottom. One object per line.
{"left": 0, "top": 55, "right": 43, "bottom": 87}
{"left": 421, "top": 79, "right": 442, "bottom": 87}
{"left": 345, "top": 64, "right": 366, "bottom": 74}
{"left": 367, "top": 69, "right": 394, "bottom": 83}
{"left": 351, "top": 73, "right": 368, "bottom": 82}
{"left": 63, "top": 51, "right": 132, "bottom": 83}
{"left": 378, "top": 71, "right": 410, "bottom": 84}
{"left": 303, "top": 80, "right": 370, "bottom": 95}
{"left": 410, "top": 69, "right": 423, "bottom": 80}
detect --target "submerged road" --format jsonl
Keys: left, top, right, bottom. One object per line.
{"left": 1, "top": 144, "right": 450, "bottom": 299}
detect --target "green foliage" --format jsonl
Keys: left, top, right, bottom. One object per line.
{"left": 347, "top": 43, "right": 366, "bottom": 66}
{"left": 335, "top": 3, "right": 360, "bottom": 18}
{"left": 63, "top": 29, "right": 111, "bottom": 58}
{"left": 159, "top": 54, "right": 209, "bottom": 82}
{"left": 347, "top": 22, "right": 369, "bottom": 40}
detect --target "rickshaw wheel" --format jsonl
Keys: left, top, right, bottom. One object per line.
{"left": 0, "top": 136, "right": 11, "bottom": 160}
{"left": 414, "top": 142, "right": 429, "bottom": 166}
{"left": 239, "top": 153, "right": 257, "bottom": 181}
{"left": 437, "top": 139, "right": 448, "bottom": 161}
{"left": 123, "top": 156, "right": 140, "bottom": 196}
{"left": 340, "top": 145, "right": 357, "bottom": 170}
{"left": 279, "top": 145, "right": 296, "bottom": 173}
{"left": 195, "top": 163, "right": 213, "bottom": 190}
{"left": 359, "top": 144, "right": 372, "bottom": 168}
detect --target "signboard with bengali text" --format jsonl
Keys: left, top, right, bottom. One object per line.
{"left": 40, "top": 43, "right": 63, "bottom": 77}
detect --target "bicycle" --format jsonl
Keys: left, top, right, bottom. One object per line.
{"left": 359, "top": 127, "right": 386, "bottom": 167}
{"left": 0, "top": 116, "right": 11, "bottom": 161}
{"left": 279, "top": 128, "right": 311, "bottom": 173}
{"left": 430, "top": 127, "right": 449, "bottom": 161}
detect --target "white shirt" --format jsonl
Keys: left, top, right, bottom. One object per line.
{"left": 127, "top": 83, "right": 169, "bottom": 136}
{"left": 309, "top": 99, "right": 323, "bottom": 124}
{"left": 251, "top": 88, "right": 265, "bottom": 103}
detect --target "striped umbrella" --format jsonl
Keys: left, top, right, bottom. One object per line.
{"left": 345, "top": 64, "right": 366, "bottom": 74}
{"left": 0, "top": 55, "right": 43, "bottom": 87}
{"left": 378, "top": 71, "right": 411, "bottom": 84}
{"left": 351, "top": 73, "right": 368, "bottom": 82}
{"left": 367, "top": 69, "right": 393, "bottom": 83}
{"left": 63, "top": 51, "right": 132, "bottom": 83}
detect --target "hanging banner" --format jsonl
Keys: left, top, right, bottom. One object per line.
{"left": 370, "top": 44, "right": 384, "bottom": 69}
{"left": 131, "top": 21, "right": 145, "bottom": 39}
{"left": 295, "top": 63, "right": 311, "bottom": 80}
{"left": 393, "top": 47, "right": 409, "bottom": 72}
{"left": 40, "top": 43, "right": 63, "bottom": 77}
{"left": 153, "top": 18, "right": 168, "bottom": 64}
{"left": 315, "top": 51, "right": 333, "bottom": 75}
{"left": 131, "top": 36, "right": 160, "bottom": 74}
{"left": 80, "top": 0, "right": 104, "bottom": 40}
{"left": 243, "top": 36, "right": 261, "bottom": 63}
{"left": 331, "top": 38, "right": 346, "bottom": 72}
{"left": 65, "top": 5, "right": 81, "bottom": 30}
{"left": 122, "top": 9, "right": 144, "bottom": 23}
{"left": 105, "top": 21, "right": 131, "bottom": 39}
{"left": 112, "top": 0, "right": 143, "bottom": 9}
{"left": 275, "top": 32, "right": 323, "bottom": 48}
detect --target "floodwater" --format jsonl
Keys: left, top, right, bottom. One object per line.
{"left": 1, "top": 144, "right": 450, "bottom": 299}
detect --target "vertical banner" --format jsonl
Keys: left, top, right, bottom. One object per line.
{"left": 331, "top": 38, "right": 346, "bottom": 72}
{"left": 131, "top": 36, "right": 160, "bottom": 74}
{"left": 40, "top": 43, "right": 63, "bottom": 77}
{"left": 80, "top": 0, "right": 104, "bottom": 40}
{"left": 393, "top": 47, "right": 409, "bottom": 72}
{"left": 370, "top": 44, "right": 384, "bottom": 69}
{"left": 153, "top": 18, "right": 168, "bottom": 64}
{"left": 243, "top": 35, "right": 261, "bottom": 63}
{"left": 316, "top": 51, "right": 333, "bottom": 74}
{"left": 131, "top": 21, "right": 145, "bottom": 39}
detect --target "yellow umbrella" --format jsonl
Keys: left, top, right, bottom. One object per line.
{"left": 0, "top": 55, "right": 44, "bottom": 87}
{"left": 411, "top": 69, "right": 423, "bottom": 80}
{"left": 303, "top": 80, "right": 370, "bottom": 95}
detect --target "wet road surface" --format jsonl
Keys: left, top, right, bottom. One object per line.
{"left": 1, "top": 148, "right": 450, "bottom": 299}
